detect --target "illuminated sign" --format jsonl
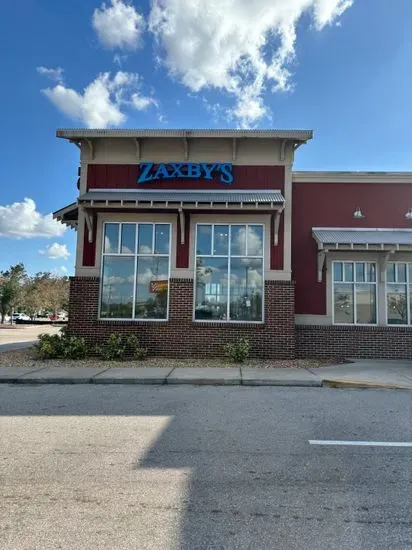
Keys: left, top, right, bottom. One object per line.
{"left": 149, "top": 280, "right": 168, "bottom": 293}
{"left": 137, "top": 163, "right": 233, "bottom": 185}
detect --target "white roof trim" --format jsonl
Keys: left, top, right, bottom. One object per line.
{"left": 293, "top": 171, "right": 412, "bottom": 184}
{"left": 56, "top": 128, "right": 313, "bottom": 141}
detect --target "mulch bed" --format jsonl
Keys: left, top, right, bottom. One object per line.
{"left": 0, "top": 348, "right": 344, "bottom": 370}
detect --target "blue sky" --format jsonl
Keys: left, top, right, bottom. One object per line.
{"left": 1, "top": 0, "right": 411, "bottom": 275}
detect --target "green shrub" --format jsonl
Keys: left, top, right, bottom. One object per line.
{"left": 34, "top": 331, "right": 87, "bottom": 360}
{"left": 224, "top": 338, "right": 251, "bottom": 363}
{"left": 34, "top": 333, "right": 64, "bottom": 359}
{"left": 95, "top": 334, "right": 125, "bottom": 361}
{"left": 124, "top": 334, "right": 148, "bottom": 360}
{"left": 133, "top": 346, "right": 148, "bottom": 360}
{"left": 62, "top": 336, "right": 88, "bottom": 360}
{"left": 95, "top": 333, "right": 148, "bottom": 361}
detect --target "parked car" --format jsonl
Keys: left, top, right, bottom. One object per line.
{"left": 12, "top": 313, "right": 31, "bottom": 321}
{"left": 48, "top": 313, "right": 68, "bottom": 321}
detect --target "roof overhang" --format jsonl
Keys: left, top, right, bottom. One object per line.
{"left": 77, "top": 189, "right": 285, "bottom": 211}
{"left": 53, "top": 202, "right": 78, "bottom": 229}
{"left": 56, "top": 128, "right": 313, "bottom": 143}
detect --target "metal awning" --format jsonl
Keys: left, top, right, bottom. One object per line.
{"left": 78, "top": 189, "right": 285, "bottom": 209}
{"left": 54, "top": 190, "right": 285, "bottom": 246}
{"left": 313, "top": 228, "right": 412, "bottom": 250}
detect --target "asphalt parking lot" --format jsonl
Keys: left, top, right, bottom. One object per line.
{"left": 1, "top": 384, "right": 411, "bottom": 549}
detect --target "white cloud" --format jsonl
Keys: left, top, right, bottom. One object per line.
{"left": 36, "top": 66, "right": 64, "bottom": 83}
{"left": 93, "top": 0, "right": 145, "bottom": 50}
{"left": 131, "top": 93, "right": 156, "bottom": 110}
{"left": 59, "top": 266, "right": 68, "bottom": 274}
{"left": 0, "top": 198, "right": 66, "bottom": 239}
{"left": 149, "top": 0, "right": 353, "bottom": 127}
{"left": 39, "top": 243, "right": 71, "bottom": 260}
{"left": 113, "top": 53, "right": 128, "bottom": 66}
{"left": 42, "top": 71, "right": 155, "bottom": 128}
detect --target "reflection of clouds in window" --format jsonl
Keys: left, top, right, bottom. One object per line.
{"left": 121, "top": 246, "right": 134, "bottom": 254}
{"left": 231, "top": 226, "right": 246, "bottom": 256}
{"left": 137, "top": 267, "right": 168, "bottom": 285}
{"left": 230, "top": 268, "right": 262, "bottom": 288}
{"left": 138, "top": 245, "right": 152, "bottom": 254}
{"left": 247, "top": 226, "right": 263, "bottom": 256}
{"left": 105, "top": 275, "right": 128, "bottom": 285}
{"left": 104, "top": 223, "right": 119, "bottom": 253}
{"left": 101, "top": 223, "right": 170, "bottom": 319}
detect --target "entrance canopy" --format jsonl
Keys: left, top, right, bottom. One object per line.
{"left": 312, "top": 227, "right": 412, "bottom": 282}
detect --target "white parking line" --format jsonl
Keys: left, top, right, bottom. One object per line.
{"left": 309, "top": 440, "right": 412, "bottom": 447}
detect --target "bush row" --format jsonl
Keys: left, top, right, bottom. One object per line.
{"left": 34, "top": 329, "right": 147, "bottom": 361}
{"left": 34, "top": 330, "right": 251, "bottom": 363}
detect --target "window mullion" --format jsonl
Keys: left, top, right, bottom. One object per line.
{"left": 227, "top": 225, "right": 231, "bottom": 321}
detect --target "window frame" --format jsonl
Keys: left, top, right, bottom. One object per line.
{"left": 99, "top": 221, "right": 172, "bottom": 322}
{"left": 331, "top": 260, "right": 378, "bottom": 326}
{"left": 193, "top": 222, "right": 265, "bottom": 324}
{"left": 385, "top": 261, "right": 412, "bottom": 326}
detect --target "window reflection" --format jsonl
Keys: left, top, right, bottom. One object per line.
{"left": 101, "top": 223, "right": 170, "bottom": 320}
{"left": 195, "top": 224, "right": 264, "bottom": 321}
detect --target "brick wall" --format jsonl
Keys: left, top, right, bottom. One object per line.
{"left": 68, "top": 277, "right": 295, "bottom": 358}
{"left": 296, "top": 325, "right": 412, "bottom": 359}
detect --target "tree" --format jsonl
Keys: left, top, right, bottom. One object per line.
{"left": 0, "top": 263, "right": 25, "bottom": 324}
{"left": 21, "top": 273, "right": 69, "bottom": 318}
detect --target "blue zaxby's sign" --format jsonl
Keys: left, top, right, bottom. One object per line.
{"left": 137, "top": 163, "right": 233, "bottom": 185}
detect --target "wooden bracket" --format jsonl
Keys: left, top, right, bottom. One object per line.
{"left": 69, "top": 140, "right": 81, "bottom": 150}
{"left": 178, "top": 208, "right": 185, "bottom": 245}
{"left": 82, "top": 207, "right": 94, "bottom": 243}
{"left": 182, "top": 136, "right": 189, "bottom": 160}
{"left": 280, "top": 139, "right": 287, "bottom": 161}
{"left": 317, "top": 250, "right": 327, "bottom": 282}
{"left": 85, "top": 138, "right": 94, "bottom": 160}
{"left": 134, "top": 138, "right": 141, "bottom": 161}
{"left": 380, "top": 249, "right": 395, "bottom": 283}
{"left": 273, "top": 210, "right": 282, "bottom": 246}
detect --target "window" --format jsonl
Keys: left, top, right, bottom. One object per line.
{"left": 386, "top": 262, "right": 412, "bottom": 325}
{"left": 100, "top": 223, "right": 170, "bottom": 320}
{"left": 333, "top": 261, "right": 377, "bottom": 324}
{"left": 195, "top": 224, "right": 264, "bottom": 322}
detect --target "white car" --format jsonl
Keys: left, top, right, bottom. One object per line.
{"left": 12, "top": 313, "right": 31, "bottom": 321}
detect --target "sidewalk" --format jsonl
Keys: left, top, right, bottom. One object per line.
{"left": 0, "top": 360, "right": 412, "bottom": 388}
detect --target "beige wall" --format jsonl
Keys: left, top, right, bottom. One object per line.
{"left": 80, "top": 137, "right": 296, "bottom": 166}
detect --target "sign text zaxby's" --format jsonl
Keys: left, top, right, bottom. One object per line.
{"left": 137, "top": 163, "right": 233, "bottom": 185}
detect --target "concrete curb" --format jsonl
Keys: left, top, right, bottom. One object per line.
{"left": 0, "top": 367, "right": 410, "bottom": 389}
{"left": 322, "top": 379, "right": 412, "bottom": 390}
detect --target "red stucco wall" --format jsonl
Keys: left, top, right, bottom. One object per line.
{"left": 292, "top": 181, "right": 412, "bottom": 315}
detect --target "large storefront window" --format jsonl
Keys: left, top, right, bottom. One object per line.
{"left": 333, "top": 261, "right": 377, "bottom": 324}
{"left": 195, "top": 224, "right": 264, "bottom": 322}
{"left": 100, "top": 223, "right": 170, "bottom": 319}
{"left": 386, "top": 262, "right": 412, "bottom": 325}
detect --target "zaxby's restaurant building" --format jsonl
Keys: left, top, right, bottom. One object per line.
{"left": 54, "top": 129, "right": 412, "bottom": 359}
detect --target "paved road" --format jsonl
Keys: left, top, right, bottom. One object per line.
{"left": 0, "top": 385, "right": 411, "bottom": 549}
